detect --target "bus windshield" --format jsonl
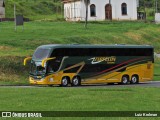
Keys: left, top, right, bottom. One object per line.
{"left": 32, "top": 48, "right": 51, "bottom": 60}
{"left": 30, "top": 57, "right": 63, "bottom": 76}
{"left": 30, "top": 63, "right": 46, "bottom": 76}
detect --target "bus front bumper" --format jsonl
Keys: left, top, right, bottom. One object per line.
{"left": 29, "top": 76, "right": 60, "bottom": 85}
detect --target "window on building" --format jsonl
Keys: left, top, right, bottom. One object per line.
{"left": 90, "top": 4, "right": 96, "bottom": 17}
{"left": 122, "top": 3, "right": 127, "bottom": 15}
{"left": 3, "top": 1, "right": 5, "bottom": 7}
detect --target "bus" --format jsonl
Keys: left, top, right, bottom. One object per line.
{"left": 24, "top": 44, "right": 154, "bottom": 86}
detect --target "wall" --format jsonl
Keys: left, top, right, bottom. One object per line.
{"left": 155, "top": 13, "right": 160, "bottom": 23}
{"left": 112, "top": 0, "right": 137, "bottom": 20}
{"left": 0, "top": 7, "right": 5, "bottom": 18}
{"left": 64, "top": 1, "right": 82, "bottom": 21}
{"left": 0, "top": 0, "right": 5, "bottom": 18}
{"left": 87, "top": 0, "right": 137, "bottom": 21}
{"left": 64, "top": 0, "right": 138, "bottom": 21}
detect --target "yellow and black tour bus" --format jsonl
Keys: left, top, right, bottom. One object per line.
{"left": 24, "top": 44, "right": 154, "bottom": 86}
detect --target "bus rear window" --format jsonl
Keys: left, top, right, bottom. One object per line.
{"left": 33, "top": 48, "right": 51, "bottom": 60}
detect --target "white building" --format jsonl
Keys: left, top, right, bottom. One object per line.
{"left": 155, "top": 13, "right": 160, "bottom": 24}
{"left": 62, "top": 0, "right": 139, "bottom": 21}
{"left": 0, "top": 0, "right": 5, "bottom": 18}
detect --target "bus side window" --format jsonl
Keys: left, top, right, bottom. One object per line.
{"left": 47, "top": 57, "right": 63, "bottom": 73}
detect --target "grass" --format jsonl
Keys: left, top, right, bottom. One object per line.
{"left": 0, "top": 87, "right": 158, "bottom": 111}
{"left": 0, "top": 87, "right": 159, "bottom": 119}
{"left": 1, "top": 1, "right": 159, "bottom": 119}
{"left": 0, "top": 21, "right": 160, "bottom": 84}
{"left": 5, "top": 0, "right": 62, "bottom": 20}
{"left": 0, "top": 21, "right": 160, "bottom": 55}
{"left": 0, "top": 56, "right": 29, "bottom": 85}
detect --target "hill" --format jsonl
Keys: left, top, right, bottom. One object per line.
{"left": 4, "top": 0, "right": 160, "bottom": 21}
{"left": 0, "top": 21, "right": 160, "bottom": 84}
{"left": 5, "top": 0, "right": 62, "bottom": 20}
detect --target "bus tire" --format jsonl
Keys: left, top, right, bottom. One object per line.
{"left": 130, "top": 75, "right": 139, "bottom": 84}
{"left": 61, "top": 77, "right": 69, "bottom": 87}
{"left": 72, "top": 76, "right": 81, "bottom": 86}
{"left": 121, "top": 75, "right": 129, "bottom": 84}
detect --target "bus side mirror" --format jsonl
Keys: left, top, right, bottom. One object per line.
{"left": 41, "top": 57, "right": 56, "bottom": 67}
{"left": 24, "top": 57, "right": 32, "bottom": 66}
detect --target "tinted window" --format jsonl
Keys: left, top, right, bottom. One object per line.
{"left": 33, "top": 48, "right": 51, "bottom": 60}
{"left": 47, "top": 57, "right": 63, "bottom": 73}
{"left": 122, "top": 3, "right": 127, "bottom": 15}
{"left": 51, "top": 48, "right": 153, "bottom": 56}
{"left": 90, "top": 4, "right": 96, "bottom": 17}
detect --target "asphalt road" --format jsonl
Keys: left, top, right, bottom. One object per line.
{"left": 0, "top": 81, "right": 160, "bottom": 88}
{"left": 79, "top": 81, "right": 160, "bottom": 88}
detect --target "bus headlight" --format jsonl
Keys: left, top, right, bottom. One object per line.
{"left": 44, "top": 63, "right": 47, "bottom": 68}
{"left": 41, "top": 78, "right": 45, "bottom": 81}
{"left": 49, "top": 78, "right": 54, "bottom": 82}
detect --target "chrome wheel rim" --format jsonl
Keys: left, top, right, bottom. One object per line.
{"left": 62, "top": 78, "right": 68, "bottom": 86}
{"left": 123, "top": 77, "right": 128, "bottom": 84}
{"left": 73, "top": 77, "right": 79, "bottom": 85}
{"left": 132, "top": 76, "right": 137, "bottom": 83}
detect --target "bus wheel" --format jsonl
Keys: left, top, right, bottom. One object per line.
{"left": 61, "top": 77, "right": 69, "bottom": 87}
{"left": 130, "top": 75, "right": 139, "bottom": 84}
{"left": 121, "top": 75, "right": 129, "bottom": 84}
{"left": 72, "top": 76, "right": 81, "bottom": 86}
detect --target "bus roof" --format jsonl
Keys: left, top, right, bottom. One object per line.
{"left": 38, "top": 44, "right": 153, "bottom": 49}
